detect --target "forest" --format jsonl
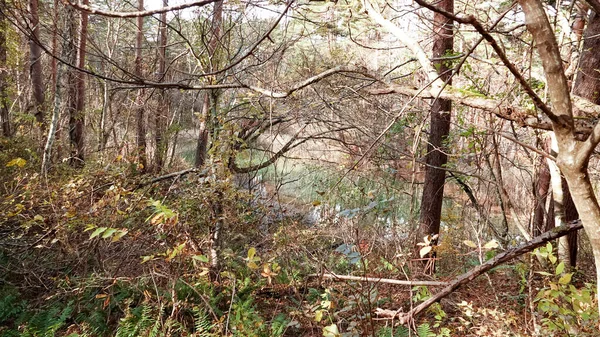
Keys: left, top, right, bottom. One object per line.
{"left": 1, "top": 0, "right": 600, "bottom": 336}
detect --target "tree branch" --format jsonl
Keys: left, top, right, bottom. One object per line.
{"left": 414, "top": 0, "right": 558, "bottom": 124}
{"left": 64, "top": 0, "right": 218, "bottom": 18}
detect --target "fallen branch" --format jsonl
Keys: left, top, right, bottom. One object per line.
{"left": 307, "top": 273, "right": 448, "bottom": 286}
{"left": 137, "top": 167, "right": 208, "bottom": 188}
{"left": 375, "top": 221, "right": 583, "bottom": 324}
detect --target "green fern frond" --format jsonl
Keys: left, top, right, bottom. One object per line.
{"left": 417, "top": 323, "right": 435, "bottom": 337}
{"left": 193, "top": 308, "right": 216, "bottom": 337}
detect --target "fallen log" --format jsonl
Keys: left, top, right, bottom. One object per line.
{"left": 375, "top": 220, "right": 583, "bottom": 324}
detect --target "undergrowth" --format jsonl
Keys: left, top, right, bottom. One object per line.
{"left": 0, "top": 141, "right": 598, "bottom": 336}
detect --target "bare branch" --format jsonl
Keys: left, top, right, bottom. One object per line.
{"left": 244, "top": 66, "right": 350, "bottom": 98}
{"left": 63, "top": 0, "right": 218, "bottom": 18}
{"left": 414, "top": 0, "right": 558, "bottom": 124}
{"left": 363, "top": 0, "right": 444, "bottom": 95}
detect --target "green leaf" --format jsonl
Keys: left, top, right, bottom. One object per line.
{"left": 90, "top": 227, "right": 107, "bottom": 239}
{"left": 555, "top": 262, "right": 565, "bottom": 275}
{"left": 558, "top": 273, "right": 572, "bottom": 285}
{"left": 192, "top": 254, "right": 209, "bottom": 263}
{"left": 548, "top": 254, "right": 557, "bottom": 264}
{"left": 101, "top": 228, "right": 117, "bottom": 239}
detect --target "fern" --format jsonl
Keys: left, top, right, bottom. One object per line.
{"left": 193, "top": 308, "right": 216, "bottom": 337}
{"left": 376, "top": 325, "right": 409, "bottom": 337}
{"left": 416, "top": 323, "right": 435, "bottom": 337}
{"left": 269, "top": 313, "right": 289, "bottom": 337}
{"left": 116, "top": 303, "right": 164, "bottom": 337}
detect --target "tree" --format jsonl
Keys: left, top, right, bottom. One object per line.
{"left": 154, "top": 0, "right": 168, "bottom": 170}
{"left": 417, "top": 0, "right": 453, "bottom": 260}
{"left": 365, "top": 0, "right": 600, "bottom": 312}
{"left": 135, "top": 0, "right": 148, "bottom": 171}
{"left": 28, "top": 0, "right": 44, "bottom": 127}
{"left": 194, "top": 0, "right": 223, "bottom": 168}
{"left": 491, "top": 0, "right": 600, "bottom": 312}
{"left": 0, "top": 0, "right": 10, "bottom": 137}
{"left": 65, "top": 0, "right": 87, "bottom": 166}
{"left": 573, "top": 10, "right": 600, "bottom": 105}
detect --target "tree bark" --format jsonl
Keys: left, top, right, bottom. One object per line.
{"left": 194, "top": 94, "right": 210, "bottom": 167}
{"left": 573, "top": 11, "right": 600, "bottom": 105}
{"left": 73, "top": 0, "right": 88, "bottom": 165}
{"left": 417, "top": 0, "right": 453, "bottom": 253}
{"left": 154, "top": 0, "right": 168, "bottom": 171}
{"left": 65, "top": 6, "right": 79, "bottom": 165}
{"left": 532, "top": 138, "right": 551, "bottom": 236}
{"left": 194, "top": 0, "right": 222, "bottom": 168}
{"left": 0, "top": 0, "right": 11, "bottom": 137}
{"left": 29, "top": 0, "right": 45, "bottom": 127}
{"left": 41, "top": 63, "right": 63, "bottom": 173}
{"left": 135, "top": 0, "right": 147, "bottom": 171}
{"left": 562, "top": 177, "right": 579, "bottom": 267}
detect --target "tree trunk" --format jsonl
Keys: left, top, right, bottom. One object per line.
{"left": 562, "top": 177, "right": 579, "bottom": 267}
{"left": 532, "top": 138, "right": 551, "bottom": 236}
{"left": 73, "top": 0, "right": 88, "bottom": 165}
{"left": 0, "top": 0, "right": 11, "bottom": 137}
{"left": 194, "top": 94, "right": 210, "bottom": 167}
{"left": 64, "top": 6, "right": 78, "bottom": 164}
{"left": 154, "top": 0, "right": 168, "bottom": 171}
{"left": 135, "top": 0, "right": 147, "bottom": 171}
{"left": 41, "top": 63, "right": 63, "bottom": 173}
{"left": 573, "top": 11, "right": 600, "bottom": 105}
{"left": 417, "top": 0, "right": 453, "bottom": 265}
{"left": 547, "top": 142, "right": 572, "bottom": 266}
{"left": 559, "top": 9, "right": 600, "bottom": 268}
{"left": 194, "top": 0, "right": 222, "bottom": 168}
{"left": 29, "top": 0, "right": 45, "bottom": 127}
{"left": 520, "top": 0, "right": 600, "bottom": 316}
